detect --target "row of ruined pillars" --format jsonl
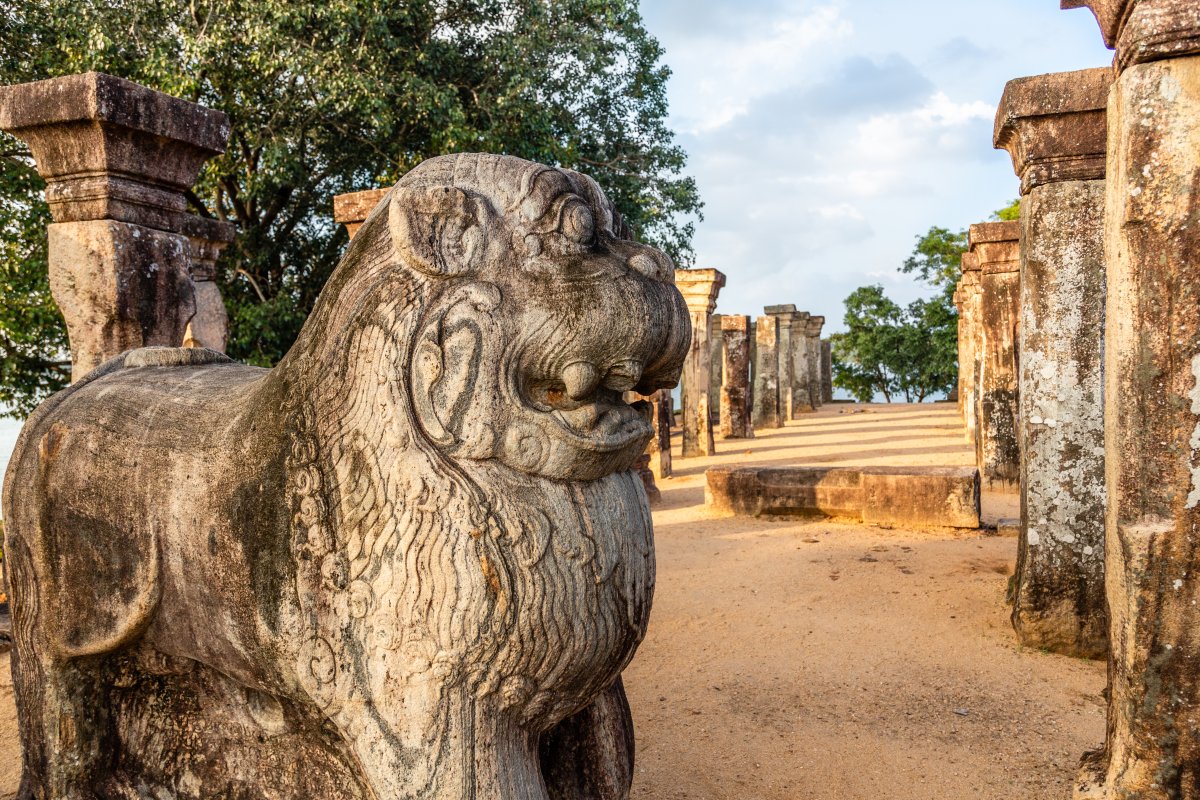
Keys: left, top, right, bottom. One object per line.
{"left": 962, "top": 2, "right": 1200, "bottom": 796}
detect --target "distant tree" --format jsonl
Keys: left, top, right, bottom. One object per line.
{"left": 900, "top": 225, "right": 967, "bottom": 293}
{"left": 0, "top": 0, "right": 702, "bottom": 416}
{"left": 992, "top": 198, "right": 1021, "bottom": 221}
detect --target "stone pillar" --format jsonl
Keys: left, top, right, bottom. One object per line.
{"left": 995, "top": 66, "right": 1111, "bottom": 659}
{"left": 958, "top": 252, "right": 983, "bottom": 442}
{"left": 1062, "top": 2, "right": 1200, "bottom": 796}
{"left": 333, "top": 188, "right": 390, "bottom": 239}
{"left": 676, "top": 269, "right": 725, "bottom": 457}
{"left": 752, "top": 315, "right": 782, "bottom": 428}
{"left": 790, "top": 311, "right": 814, "bottom": 416}
{"left": 719, "top": 315, "right": 753, "bottom": 439}
{"left": 820, "top": 339, "right": 833, "bottom": 404}
{"left": 0, "top": 72, "right": 230, "bottom": 379}
{"left": 805, "top": 315, "right": 825, "bottom": 410}
{"left": 181, "top": 215, "right": 237, "bottom": 353}
{"left": 646, "top": 389, "right": 673, "bottom": 479}
{"left": 969, "top": 221, "right": 1021, "bottom": 490}
{"left": 710, "top": 313, "right": 724, "bottom": 425}
{"left": 766, "top": 305, "right": 797, "bottom": 419}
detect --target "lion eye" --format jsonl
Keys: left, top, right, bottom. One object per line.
{"left": 562, "top": 202, "right": 595, "bottom": 245}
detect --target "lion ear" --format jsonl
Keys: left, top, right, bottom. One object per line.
{"left": 389, "top": 185, "right": 493, "bottom": 277}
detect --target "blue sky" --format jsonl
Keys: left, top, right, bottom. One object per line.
{"left": 639, "top": 0, "right": 1112, "bottom": 330}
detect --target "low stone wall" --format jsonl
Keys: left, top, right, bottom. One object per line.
{"left": 705, "top": 465, "right": 980, "bottom": 529}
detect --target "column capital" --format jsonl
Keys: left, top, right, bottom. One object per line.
{"left": 333, "top": 187, "right": 391, "bottom": 239}
{"left": 720, "top": 314, "right": 750, "bottom": 333}
{"left": 969, "top": 221, "right": 1020, "bottom": 275}
{"left": 764, "top": 303, "right": 797, "bottom": 315}
{"left": 0, "top": 72, "right": 229, "bottom": 232}
{"left": 674, "top": 268, "right": 726, "bottom": 315}
{"left": 1063, "top": 0, "right": 1200, "bottom": 69}
{"left": 180, "top": 215, "right": 237, "bottom": 281}
{"left": 803, "top": 315, "right": 825, "bottom": 337}
{"left": 994, "top": 68, "right": 1112, "bottom": 194}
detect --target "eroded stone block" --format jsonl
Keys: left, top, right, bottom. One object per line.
{"left": 719, "top": 314, "right": 753, "bottom": 439}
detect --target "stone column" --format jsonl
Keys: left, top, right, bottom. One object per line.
{"left": 1062, "top": 2, "right": 1200, "bottom": 796}
{"left": 995, "top": 66, "right": 1111, "bottom": 659}
{"left": 646, "top": 389, "right": 673, "bottom": 479}
{"left": 790, "top": 311, "right": 814, "bottom": 416}
{"left": 804, "top": 315, "right": 825, "bottom": 410}
{"left": 766, "top": 305, "right": 797, "bottom": 419}
{"left": 719, "top": 315, "right": 753, "bottom": 439}
{"left": 676, "top": 269, "right": 726, "bottom": 457}
{"left": 820, "top": 339, "right": 833, "bottom": 403}
{"left": 0, "top": 72, "right": 230, "bottom": 379}
{"left": 710, "top": 313, "right": 724, "bottom": 425}
{"left": 752, "top": 315, "right": 782, "bottom": 428}
{"left": 969, "top": 221, "right": 1021, "bottom": 491}
{"left": 181, "top": 215, "right": 237, "bottom": 353}
{"left": 958, "top": 252, "right": 983, "bottom": 443}
{"left": 333, "top": 188, "right": 390, "bottom": 239}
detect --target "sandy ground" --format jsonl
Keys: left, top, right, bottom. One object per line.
{"left": 0, "top": 402, "right": 1101, "bottom": 799}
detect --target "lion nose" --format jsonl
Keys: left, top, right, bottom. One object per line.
{"left": 603, "top": 360, "right": 643, "bottom": 392}
{"left": 562, "top": 361, "right": 601, "bottom": 400}
{"left": 625, "top": 247, "right": 674, "bottom": 282}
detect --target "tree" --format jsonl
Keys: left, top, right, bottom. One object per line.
{"left": 0, "top": 0, "right": 702, "bottom": 415}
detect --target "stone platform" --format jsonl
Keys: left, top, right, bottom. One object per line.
{"left": 705, "top": 464, "right": 980, "bottom": 529}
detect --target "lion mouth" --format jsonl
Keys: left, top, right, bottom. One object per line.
{"left": 525, "top": 383, "right": 652, "bottom": 452}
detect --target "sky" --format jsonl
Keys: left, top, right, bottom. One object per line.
{"left": 639, "top": 0, "right": 1113, "bottom": 329}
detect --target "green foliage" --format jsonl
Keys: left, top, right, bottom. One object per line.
{"left": 0, "top": 0, "right": 701, "bottom": 411}
{"left": 992, "top": 198, "right": 1021, "bottom": 221}
{"left": 900, "top": 225, "right": 967, "bottom": 293}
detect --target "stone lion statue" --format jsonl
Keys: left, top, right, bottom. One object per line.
{"left": 2, "top": 153, "right": 690, "bottom": 799}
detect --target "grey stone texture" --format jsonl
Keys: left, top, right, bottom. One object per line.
{"left": 969, "top": 220, "right": 1021, "bottom": 492}
{"left": 710, "top": 313, "right": 724, "bottom": 424}
{"left": 956, "top": 253, "right": 983, "bottom": 444}
{"left": 765, "top": 304, "right": 797, "bottom": 420}
{"left": 820, "top": 339, "right": 833, "bottom": 403}
{"left": 719, "top": 315, "right": 753, "bottom": 439}
{"left": 1062, "top": 4, "right": 1200, "bottom": 795}
{"left": 0, "top": 72, "right": 231, "bottom": 378}
{"left": 2, "top": 153, "right": 690, "bottom": 799}
{"left": 645, "top": 389, "right": 673, "bottom": 479}
{"left": 803, "top": 315, "right": 824, "bottom": 411}
{"left": 790, "top": 311, "right": 813, "bottom": 416}
{"left": 995, "top": 66, "right": 1111, "bottom": 660}
{"left": 752, "top": 315, "right": 782, "bottom": 429}
{"left": 676, "top": 269, "right": 726, "bottom": 457}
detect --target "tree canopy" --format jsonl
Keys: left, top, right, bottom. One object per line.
{"left": 0, "top": 0, "right": 701, "bottom": 415}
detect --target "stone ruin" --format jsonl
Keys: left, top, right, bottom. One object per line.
{"left": 0, "top": 73, "right": 691, "bottom": 796}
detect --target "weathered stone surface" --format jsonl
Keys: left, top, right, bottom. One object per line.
{"left": 804, "top": 315, "right": 824, "bottom": 410}
{"left": 719, "top": 315, "right": 753, "bottom": 439}
{"left": 1071, "top": 50, "right": 1200, "bottom": 800}
{"left": 957, "top": 253, "right": 983, "bottom": 443}
{"left": 3, "top": 153, "right": 689, "bottom": 800}
{"left": 0, "top": 72, "right": 230, "bottom": 377}
{"left": 676, "top": 268, "right": 725, "bottom": 457}
{"left": 995, "top": 68, "right": 1110, "bottom": 659}
{"left": 1064, "top": 0, "right": 1200, "bottom": 68}
{"left": 333, "top": 187, "right": 391, "bottom": 239}
{"left": 820, "top": 339, "right": 833, "bottom": 403}
{"left": 705, "top": 465, "right": 979, "bottom": 529}
{"left": 709, "top": 313, "right": 724, "bottom": 424}
{"left": 994, "top": 68, "right": 1113, "bottom": 195}
{"left": 790, "top": 311, "right": 813, "bottom": 416}
{"left": 644, "top": 389, "right": 673, "bottom": 480}
{"left": 765, "top": 304, "right": 797, "bottom": 419}
{"left": 181, "top": 214, "right": 237, "bottom": 353}
{"left": 752, "top": 315, "right": 782, "bottom": 429}
{"left": 0, "top": 72, "right": 229, "bottom": 231}
{"left": 48, "top": 220, "right": 197, "bottom": 380}
{"left": 970, "top": 220, "right": 1021, "bottom": 491}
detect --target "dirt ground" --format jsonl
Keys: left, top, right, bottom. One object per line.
{"left": 0, "top": 402, "right": 1103, "bottom": 799}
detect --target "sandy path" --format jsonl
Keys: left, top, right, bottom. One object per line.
{"left": 625, "top": 403, "right": 1101, "bottom": 799}
{"left": 0, "top": 403, "right": 1098, "bottom": 799}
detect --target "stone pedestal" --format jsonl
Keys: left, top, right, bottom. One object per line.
{"left": 0, "top": 72, "right": 230, "bottom": 379}
{"left": 995, "top": 66, "right": 1111, "bottom": 659}
{"left": 820, "top": 339, "right": 833, "bottom": 403}
{"left": 969, "top": 221, "right": 1021, "bottom": 491}
{"left": 752, "top": 315, "right": 782, "bottom": 428}
{"left": 804, "top": 315, "right": 825, "bottom": 410}
{"left": 676, "top": 269, "right": 726, "bottom": 457}
{"left": 181, "top": 214, "right": 237, "bottom": 353}
{"left": 719, "top": 315, "right": 753, "bottom": 439}
{"left": 1062, "top": 2, "right": 1200, "bottom": 796}
{"left": 333, "top": 188, "right": 390, "bottom": 239}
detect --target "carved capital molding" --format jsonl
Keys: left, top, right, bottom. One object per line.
{"left": 1063, "top": 0, "right": 1200, "bottom": 69}
{"left": 674, "top": 268, "right": 726, "bottom": 316}
{"left": 0, "top": 72, "right": 228, "bottom": 231}
{"left": 969, "top": 221, "right": 1021, "bottom": 275}
{"left": 333, "top": 187, "right": 391, "bottom": 239}
{"left": 994, "top": 67, "right": 1112, "bottom": 194}
{"left": 181, "top": 214, "right": 237, "bottom": 281}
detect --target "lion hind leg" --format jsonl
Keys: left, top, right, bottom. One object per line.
{"left": 539, "top": 676, "right": 635, "bottom": 800}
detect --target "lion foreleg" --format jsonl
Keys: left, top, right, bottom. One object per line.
{"left": 538, "top": 676, "right": 636, "bottom": 800}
